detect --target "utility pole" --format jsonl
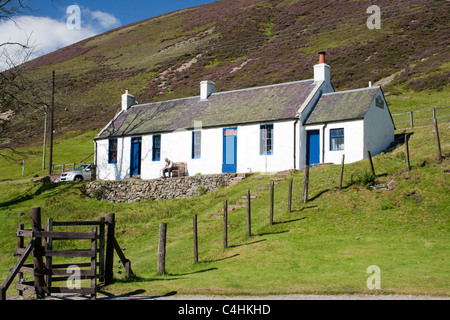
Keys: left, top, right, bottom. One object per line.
{"left": 42, "top": 105, "right": 47, "bottom": 170}
{"left": 48, "top": 71, "right": 55, "bottom": 176}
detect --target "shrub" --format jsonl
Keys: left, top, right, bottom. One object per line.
{"left": 197, "top": 186, "right": 207, "bottom": 196}
{"left": 351, "top": 171, "right": 377, "bottom": 188}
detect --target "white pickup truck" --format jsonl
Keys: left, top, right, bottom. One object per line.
{"left": 59, "top": 164, "right": 93, "bottom": 182}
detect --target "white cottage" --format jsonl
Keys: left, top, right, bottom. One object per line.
{"left": 94, "top": 52, "right": 395, "bottom": 180}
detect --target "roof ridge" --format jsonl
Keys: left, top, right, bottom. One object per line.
{"left": 211, "top": 78, "right": 315, "bottom": 96}
{"left": 322, "top": 86, "right": 380, "bottom": 96}
{"left": 131, "top": 79, "right": 315, "bottom": 108}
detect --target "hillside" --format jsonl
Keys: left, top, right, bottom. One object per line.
{"left": 1, "top": 0, "right": 449, "bottom": 151}
{"left": 0, "top": 122, "right": 448, "bottom": 298}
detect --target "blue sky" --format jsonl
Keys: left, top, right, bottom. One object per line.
{"left": 31, "top": 0, "right": 218, "bottom": 26}
{"left": 0, "top": 0, "right": 218, "bottom": 69}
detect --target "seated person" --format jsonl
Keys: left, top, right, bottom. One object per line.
{"left": 163, "top": 158, "right": 173, "bottom": 177}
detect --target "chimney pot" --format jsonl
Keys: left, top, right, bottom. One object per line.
{"left": 318, "top": 51, "right": 326, "bottom": 64}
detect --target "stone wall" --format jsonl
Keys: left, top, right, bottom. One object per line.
{"left": 83, "top": 173, "right": 237, "bottom": 203}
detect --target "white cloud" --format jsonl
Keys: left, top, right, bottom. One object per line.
{"left": 0, "top": 8, "right": 121, "bottom": 70}
{"left": 86, "top": 10, "right": 121, "bottom": 30}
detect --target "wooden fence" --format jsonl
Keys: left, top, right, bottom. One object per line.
{"left": 392, "top": 106, "right": 449, "bottom": 130}
{"left": 0, "top": 209, "right": 132, "bottom": 300}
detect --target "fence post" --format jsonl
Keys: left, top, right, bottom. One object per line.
{"left": 288, "top": 177, "right": 293, "bottom": 212}
{"left": 433, "top": 118, "right": 442, "bottom": 161}
{"left": 270, "top": 181, "right": 274, "bottom": 225}
{"left": 45, "top": 218, "right": 53, "bottom": 295}
{"left": 302, "top": 165, "right": 309, "bottom": 203}
{"left": 339, "top": 154, "right": 345, "bottom": 190}
{"left": 17, "top": 224, "right": 24, "bottom": 297}
{"left": 367, "top": 150, "right": 375, "bottom": 176}
{"left": 105, "top": 213, "right": 115, "bottom": 285}
{"left": 193, "top": 215, "right": 198, "bottom": 263}
{"left": 405, "top": 134, "right": 410, "bottom": 171}
{"left": 98, "top": 217, "right": 105, "bottom": 282}
{"left": 157, "top": 222, "right": 167, "bottom": 274}
{"left": 223, "top": 200, "right": 228, "bottom": 249}
{"left": 90, "top": 227, "right": 97, "bottom": 300}
{"left": 31, "top": 207, "right": 46, "bottom": 299}
{"left": 410, "top": 111, "right": 414, "bottom": 129}
{"left": 246, "top": 190, "right": 251, "bottom": 237}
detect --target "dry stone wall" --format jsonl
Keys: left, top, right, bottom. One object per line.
{"left": 83, "top": 174, "right": 237, "bottom": 203}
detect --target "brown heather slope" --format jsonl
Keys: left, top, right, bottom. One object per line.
{"left": 2, "top": 0, "right": 449, "bottom": 149}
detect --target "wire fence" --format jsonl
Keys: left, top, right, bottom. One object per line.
{"left": 392, "top": 106, "right": 450, "bottom": 130}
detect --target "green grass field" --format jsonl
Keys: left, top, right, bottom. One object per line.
{"left": 0, "top": 89, "right": 448, "bottom": 298}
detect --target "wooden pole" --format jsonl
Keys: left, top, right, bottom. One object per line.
{"left": 90, "top": 226, "right": 97, "bottom": 300}
{"left": 433, "top": 118, "right": 442, "bottom": 161}
{"left": 31, "top": 207, "right": 46, "bottom": 299}
{"left": 288, "top": 177, "right": 293, "bottom": 212}
{"left": 339, "top": 154, "right": 345, "bottom": 190}
{"left": 410, "top": 111, "right": 414, "bottom": 129}
{"left": 246, "top": 190, "right": 251, "bottom": 237}
{"left": 105, "top": 213, "right": 115, "bottom": 285}
{"left": 98, "top": 217, "right": 105, "bottom": 283}
{"left": 193, "top": 215, "right": 198, "bottom": 263}
{"left": 405, "top": 134, "right": 410, "bottom": 171}
{"left": 270, "top": 181, "right": 274, "bottom": 225}
{"left": 302, "top": 165, "right": 309, "bottom": 203}
{"left": 223, "top": 200, "right": 228, "bottom": 249}
{"left": 17, "top": 224, "right": 24, "bottom": 297}
{"left": 157, "top": 223, "right": 167, "bottom": 274}
{"left": 48, "top": 70, "right": 55, "bottom": 176}
{"left": 367, "top": 150, "right": 375, "bottom": 176}
{"left": 45, "top": 218, "right": 53, "bottom": 295}
{"left": 42, "top": 106, "right": 47, "bottom": 170}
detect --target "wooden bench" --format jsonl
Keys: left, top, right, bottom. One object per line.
{"left": 171, "top": 162, "right": 187, "bottom": 177}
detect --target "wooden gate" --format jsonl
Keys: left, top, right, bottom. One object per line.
{"left": 1, "top": 207, "right": 132, "bottom": 300}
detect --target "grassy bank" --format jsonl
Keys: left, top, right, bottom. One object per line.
{"left": 0, "top": 122, "right": 448, "bottom": 297}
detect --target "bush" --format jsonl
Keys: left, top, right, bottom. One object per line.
{"left": 351, "top": 171, "right": 377, "bottom": 188}
{"left": 197, "top": 186, "right": 207, "bottom": 196}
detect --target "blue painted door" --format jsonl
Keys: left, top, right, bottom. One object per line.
{"left": 306, "top": 130, "right": 320, "bottom": 166}
{"left": 222, "top": 128, "right": 237, "bottom": 173}
{"left": 130, "top": 137, "right": 141, "bottom": 176}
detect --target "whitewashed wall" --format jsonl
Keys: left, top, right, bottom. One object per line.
{"left": 236, "top": 121, "right": 296, "bottom": 174}
{"left": 96, "top": 137, "right": 131, "bottom": 180}
{"left": 363, "top": 90, "right": 395, "bottom": 156}
{"left": 96, "top": 120, "right": 298, "bottom": 181}
{"left": 323, "top": 120, "right": 365, "bottom": 164}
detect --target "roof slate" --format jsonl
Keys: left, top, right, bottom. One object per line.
{"left": 304, "top": 87, "right": 380, "bottom": 125}
{"left": 96, "top": 80, "right": 317, "bottom": 139}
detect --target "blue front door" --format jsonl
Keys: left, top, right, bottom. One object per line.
{"left": 222, "top": 128, "right": 237, "bottom": 173}
{"left": 306, "top": 130, "right": 320, "bottom": 166}
{"left": 130, "top": 137, "right": 141, "bottom": 176}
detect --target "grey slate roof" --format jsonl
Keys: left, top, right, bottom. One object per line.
{"left": 304, "top": 87, "right": 380, "bottom": 125}
{"left": 96, "top": 79, "right": 317, "bottom": 139}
